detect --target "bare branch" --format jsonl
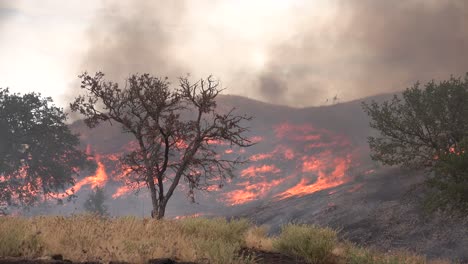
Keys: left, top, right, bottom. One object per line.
{"left": 71, "top": 72, "right": 254, "bottom": 219}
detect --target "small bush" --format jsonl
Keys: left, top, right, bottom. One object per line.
{"left": 244, "top": 225, "right": 273, "bottom": 251}
{"left": 273, "top": 224, "right": 337, "bottom": 264}
{"left": 179, "top": 217, "right": 251, "bottom": 244}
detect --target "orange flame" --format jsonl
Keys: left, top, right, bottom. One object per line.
{"left": 249, "top": 153, "right": 274, "bottom": 161}
{"left": 241, "top": 165, "right": 281, "bottom": 177}
{"left": 223, "top": 177, "right": 286, "bottom": 205}
{"left": 277, "top": 155, "right": 351, "bottom": 199}
{"left": 71, "top": 122, "right": 359, "bottom": 209}
{"left": 174, "top": 213, "right": 204, "bottom": 220}
{"left": 112, "top": 184, "right": 136, "bottom": 199}
{"left": 54, "top": 154, "right": 108, "bottom": 198}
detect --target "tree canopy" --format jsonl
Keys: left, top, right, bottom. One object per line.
{"left": 0, "top": 88, "right": 93, "bottom": 213}
{"left": 362, "top": 74, "right": 468, "bottom": 169}
{"left": 428, "top": 138, "right": 468, "bottom": 212}
{"left": 362, "top": 74, "right": 468, "bottom": 211}
{"left": 71, "top": 72, "right": 254, "bottom": 219}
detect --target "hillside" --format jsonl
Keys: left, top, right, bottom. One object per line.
{"left": 39, "top": 94, "right": 467, "bottom": 262}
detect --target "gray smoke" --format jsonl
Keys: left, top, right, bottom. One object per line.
{"left": 258, "top": 0, "right": 468, "bottom": 106}
{"left": 78, "top": 0, "right": 187, "bottom": 82}
{"left": 77, "top": 0, "right": 468, "bottom": 107}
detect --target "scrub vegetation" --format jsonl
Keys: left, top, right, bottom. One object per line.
{"left": 0, "top": 215, "right": 452, "bottom": 264}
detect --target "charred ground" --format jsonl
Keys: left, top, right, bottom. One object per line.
{"left": 19, "top": 94, "right": 467, "bottom": 262}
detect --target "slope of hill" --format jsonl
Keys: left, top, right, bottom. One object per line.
{"left": 59, "top": 94, "right": 468, "bottom": 262}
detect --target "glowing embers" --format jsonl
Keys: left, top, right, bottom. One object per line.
{"left": 112, "top": 185, "right": 135, "bottom": 199}
{"left": 241, "top": 165, "right": 281, "bottom": 178}
{"left": 70, "top": 122, "right": 357, "bottom": 206}
{"left": 223, "top": 177, "right": 287, "bottom": 205}
{"left": 277, "top": 155, "right": 352, "bottom": 199}
{"left": 173, "top": 213, "right": 204, "bottom": 220}
{"left": 220, "top": 122, "right": 357, "bottom": 205}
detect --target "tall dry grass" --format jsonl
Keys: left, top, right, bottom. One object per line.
{"left": 0, "top": 215, "right": 256, "bottom": 263}
{"left": 0, "top": 215, "right": 453, "bottom": 264}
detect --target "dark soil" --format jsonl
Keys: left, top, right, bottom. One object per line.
{"left": 0, "top": 250, "right": 309, "bottom": 264}
{"left": 243, "top": 248, "right": 309, "bottom": 264}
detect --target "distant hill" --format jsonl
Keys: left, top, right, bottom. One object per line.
{"left": 57, "top": 93, "right": 467, "bottom": 262}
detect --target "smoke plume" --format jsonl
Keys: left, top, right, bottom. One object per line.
{"left": 77, "top": 0, "right": 468, "bottom": 106}
{"left": 79, "top": 0, "right": 187, "bottom": 82}
{"left": 258, "top": 0, "right": 468, "bottom": 106}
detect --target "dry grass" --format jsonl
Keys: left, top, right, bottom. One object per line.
{"left": 244, "top": 225, "right": 273, "bottom": 251}
{"left": 0, "top": 215, "right": 454, "bottom": 264}
{"left": 0, "top": 215, "right": 256, "bottom": 264}
{"left": 337, "top": 243, "right": 452, "bottom": 264}
{"left": 272, "top": 224, "right": 337, "bottom": 264}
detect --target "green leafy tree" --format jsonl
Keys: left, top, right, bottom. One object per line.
{"left": 362, "top": 74, "right": 468, "bottom": 211}
{"left": 71, "top": 72, "right": 253, "bottom": 219}
{"left": 427, "top": 138, "right": 468, "bottom": 212}
{"left": 362, "top": 74, "right": 468, "bottom": 168}
{"left": 83, "top": 186, "right": 109, "bottom": 216}
{"left": 0, "top": 88, "right": 94, "bottom": 212}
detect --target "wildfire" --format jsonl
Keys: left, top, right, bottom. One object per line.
{"left": 241, "top": 165, "right": 281, "bottom": 177}
{"left": 214, "top": 123, "right": 356, "bottom": 205}
{"left": 173, "top": 213, "right": 204, "bottom": 220}
{"left": 225, "top": 149, "right": 234, "bottom": 154}
{"left": 69, "top": 155, "right": 108, "bottom": 193}
{"left": 277, "top": 155, "right": 352, "bottom": 199}
{"left": 223, "top": 177, "right": 287, "bottom": 205}
{"left": 112, "top": 185, "right": 132, "bottom": 199}
{"left": 68, "top": 122, "right": 359, "bottom": 209}
{"left": 250, "top": 153, "right": 274, "bottom": 161}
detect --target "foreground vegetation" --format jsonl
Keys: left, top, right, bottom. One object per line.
{"left": 0, "top": 215, "right": 452, "bottom": 264}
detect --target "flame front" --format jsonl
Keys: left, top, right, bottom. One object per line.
{"left": 220, "top": 123, "right": 357, "bottom": 205}
{"left": 63, "top": 154, "right": 108, "bottom": 195}
{"left": 69, "top": 122, "right": 360, "bottom": 209}
{"left": 277, "top": 155, "right": 352, "bottom": 199}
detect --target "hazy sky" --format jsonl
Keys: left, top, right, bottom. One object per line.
{"left": 1, "top": 0, "right": 467, "bottom": 108}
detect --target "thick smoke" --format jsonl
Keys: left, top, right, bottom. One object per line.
{"left": 78, "top": 0, "right": 468, "bottom": 107}
{"left": 258, "top": 0, "right": 468, "bottom": 106}
{"left": 78, "top": 0, "right": 187, "bottom": 82}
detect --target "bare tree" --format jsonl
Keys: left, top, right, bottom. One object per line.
{"left": 71, "top": 72, "right": 253, "bottom": 219}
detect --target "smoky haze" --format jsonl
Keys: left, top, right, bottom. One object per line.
{"left": 75, "top": 0, "right": 468, "bottom": 107}
{"left": 79, "top": 0, "right": 187, "bottom": 81}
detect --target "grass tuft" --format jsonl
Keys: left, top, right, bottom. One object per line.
{"left": 272, "top": 224, "right": 337, "bottom": 264}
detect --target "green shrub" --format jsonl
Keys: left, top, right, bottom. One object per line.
{"left": 345, "top": 246, "right": 376, "bottom": 264}
{"left": 273, "top": 223, "right": 337, "bottom": 264}
{"left": 427, "top": 138, "right": 468, "bottom": 213}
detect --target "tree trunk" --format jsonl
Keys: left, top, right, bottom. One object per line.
{"left": 157, "top": 200, "right": 167, "bottom": 219}
{"left": 148, "top": 178, "right": 160, "bottom": 219}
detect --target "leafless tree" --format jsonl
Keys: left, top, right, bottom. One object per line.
{"left": 71, "top": 72, "right": 254, "bottom": 219}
